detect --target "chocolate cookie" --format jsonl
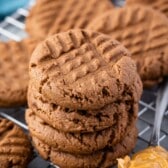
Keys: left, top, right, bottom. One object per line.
{"left": 32, "top": 126, "right": 137, "bottom": 168}
{"left": 127, "top": 0, "right": 168, "bottom": 18}
{"left": 87, "top": 5, "right": 168, "bottom": 87}
{"left": 26, "top": 0, "right": 113, "bottom": 38}
{"left": 30, "top": 29, "right": 142, "bottom": 110}
{"left": 0, "top": 118, "right": 32, "bottom": 168}
{"left": 0, "top": 38, "right": 39, "bottom": 107}
{"left": 27, "top": 81, "right": 139, "bottom": 133}
{"left": 26, "top": 108, "right": 137, "bottom": 155}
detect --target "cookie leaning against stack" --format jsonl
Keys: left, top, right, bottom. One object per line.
{"left": 26, "top": 29, "right": 142, "bottom": 168}
{"left": 25, "top": 0, "right": 113, "bottom": 38}
{"left": 87, "top": 5, "right": 168, "bottom": 87}
{"left": 0, "top": 38, "right": 39, "bottom": 107}
{"left": 0, "top": 118, "right": 32, "bottom": 168}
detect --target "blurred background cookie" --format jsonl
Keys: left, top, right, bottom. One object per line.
{"left": 0, "top": 117, "right": 32, "bottom": 168}
{"left": 126, "top": 0, "right": 168, "bottom": 18}
{"left": 0, "top": 38, "right": 39, "bottom": 107}
{"left": 87, "top": 5, "right": 168, "bottom": 87}
{"left": 26, "top": 0, "right": 113, "bottom": 38}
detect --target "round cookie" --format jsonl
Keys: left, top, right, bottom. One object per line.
{"left": 26, "top": 0, "right": 113, "bottom": 38}
{"left": 87, "top": 5, "right": 168, "bottom": 87}
{"left": 127, "top": 0, "right": 168, "bottom": 18}
{"left": 26, "top": 108, "right": 137, "bottom": 155}
{"left": 30, "top": 29, "right": 142, "bottom": 110}
{"left": 32, "top": 126, "right": 138, "bottom": 168}
{"left": 0, "top": 118, "right": 32, "bottom": 168}
{"left": 27, "top": 81, "right": 139, "bottom": 133}
{"left": 0, "top": 38, "right": 39, "bottom": 107}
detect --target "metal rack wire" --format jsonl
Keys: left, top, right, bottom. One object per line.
{"left": 0, "top": 2, "right": 167, "bottom": 168}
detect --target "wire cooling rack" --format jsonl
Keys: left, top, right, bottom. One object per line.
{"left": 0, "top": 1, "right": 168, "bottom": 168}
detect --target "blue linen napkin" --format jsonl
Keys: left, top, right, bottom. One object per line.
{"left": 0, "top": 0, "right": 28, "bottom": 20}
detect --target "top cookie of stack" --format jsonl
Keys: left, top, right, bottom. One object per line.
{"left": 29, "top": 29, "right": 142, "bottom": 110}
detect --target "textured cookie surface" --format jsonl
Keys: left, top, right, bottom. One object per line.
{"left": 30, "top": 29, "right": 142, "bottom": 110}
{"left": 27, "top": 81, "right": 139, "bottom": 133}
{"left": 127, "top": 0, "right": 168, "bottom": 18}
{"left": 26, "top": 108, "right": 137, "bottom": 154}
{"left": 0, "top": 38, "right": 39, "bottom": 107}
{"left": 32, "top": 127, "right": 137, "bottom": 168}
{"left": 0, "top": 118, "right": 32, "bottom": 168}
{"left": 26, "top": 0, "right": 113, "bottom": 38}
{"left": 87, "top": 5, "right": 168, "bottom": 87}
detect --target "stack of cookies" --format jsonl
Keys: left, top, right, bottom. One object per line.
{"left": 26, "top": 29, "right": 142, "bottom": 167}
